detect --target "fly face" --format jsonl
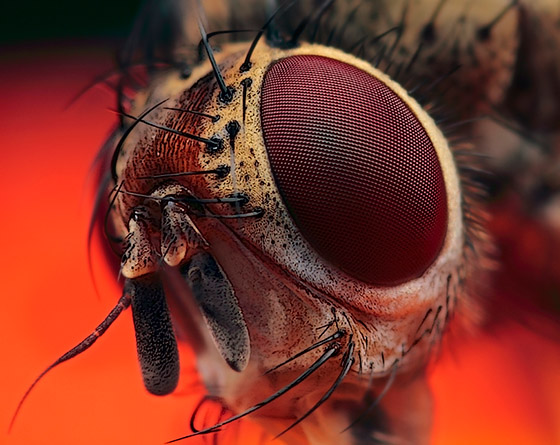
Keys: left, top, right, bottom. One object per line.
{"left": 13, "top": 0, "right": 560, "bottom": 443}
{"left": 109, "top": 40, "right": 469, "bottom": 443}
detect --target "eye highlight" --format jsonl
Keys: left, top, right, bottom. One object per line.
{"left": 261, "top": 54, "right": 448, "bottom": 285}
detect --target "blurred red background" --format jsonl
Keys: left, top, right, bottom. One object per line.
{"left": 1, "top": 41, "right": 559, "bottom": 445}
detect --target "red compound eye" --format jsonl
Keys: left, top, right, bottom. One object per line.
{"left": 260, "top": 55, "right": 448, "bottom": 286}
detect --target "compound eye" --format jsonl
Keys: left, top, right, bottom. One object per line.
{"left": 260, "top": 55, "right": 448, "bottom": 286}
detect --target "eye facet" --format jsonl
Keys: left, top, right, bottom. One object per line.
{"left": 260, "top": 55, "right": 448, "bottom": 286}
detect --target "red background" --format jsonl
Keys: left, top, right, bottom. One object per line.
{"left": 1, "top": 42, "right": 559, "bottom": 445}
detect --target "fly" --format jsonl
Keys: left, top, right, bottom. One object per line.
{"left": 10, "top": 1, "right": 560, "bottom": 444}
